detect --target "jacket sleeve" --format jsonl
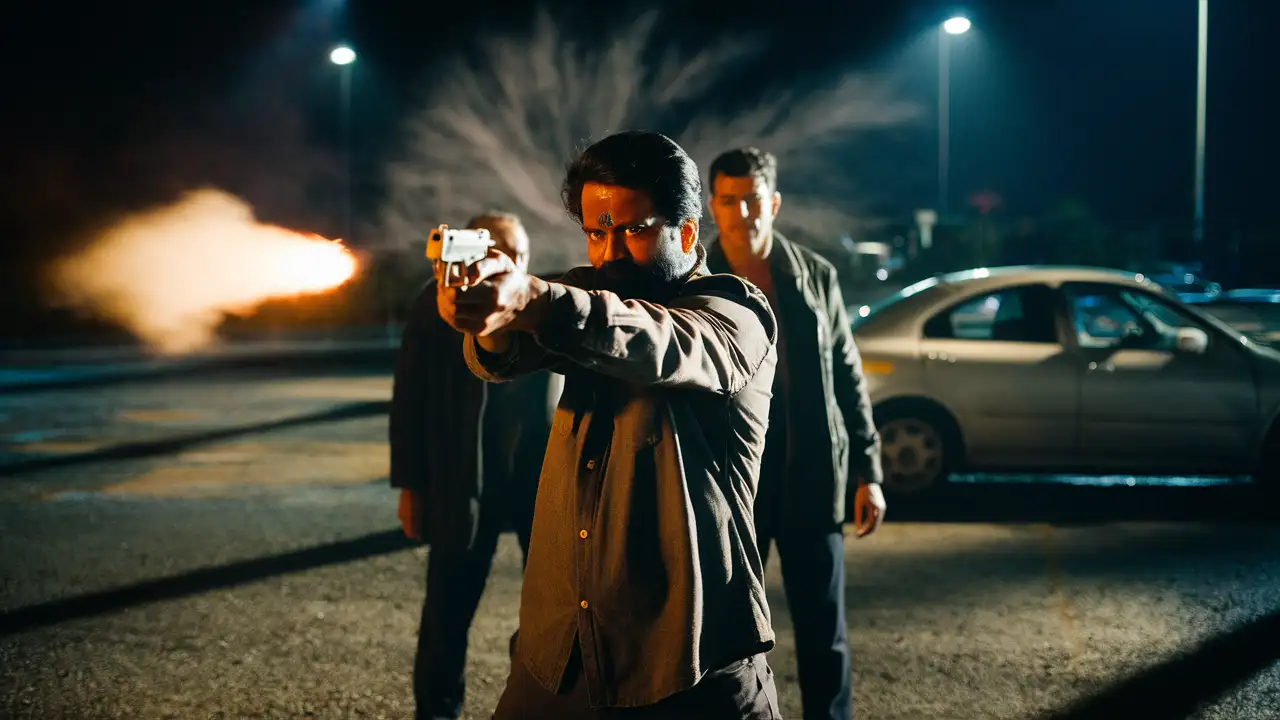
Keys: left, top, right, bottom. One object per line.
{"left": 389, "top": 284, "right": 434, "bottom": 490}
{"left": 825, "top": 269, "right": 884, "bottom": 485}
{"left": 528, "top": 268, "right": 776, "bottom": 394}
{"left": 462, "top": 274, "right": 572, "bottom": 384}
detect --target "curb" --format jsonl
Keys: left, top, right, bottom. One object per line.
{"left": 0, "top": 343, "right": 400, "bottom": 395}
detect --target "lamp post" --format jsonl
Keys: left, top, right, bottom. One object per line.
{"left": 327, "top": 45, "right": 363, "bottom": 345}
{"left": 328, "top": 45, "right": 356, "bottom": 247}
{"left": 1192, "top": 0, "right": 1208, "bottom": 247}
{"left": 938, "top": 16, "right": 970, "bottom": 220}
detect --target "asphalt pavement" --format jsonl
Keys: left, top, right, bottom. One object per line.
{"left": 2, "top": 367, "right": 1279, "bottom": 719}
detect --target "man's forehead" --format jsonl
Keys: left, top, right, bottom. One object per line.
{"left": 581, "top": 183, "right": 655, "bottom": 228}
{"left": 713, "top": 174, "right": 768, "bottom": 196}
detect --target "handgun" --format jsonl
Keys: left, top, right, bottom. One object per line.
{"left": 426, "top": 224, "right": 495, "bottom": 288}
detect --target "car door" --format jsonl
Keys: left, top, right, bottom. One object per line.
{"left": 919, "top": 282, "right": 1080, "bottom": 468}
{"left": 1062, "top": 282, "right": 1258, "bottom": 473}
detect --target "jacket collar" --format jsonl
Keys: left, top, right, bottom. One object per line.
{"left": 705, "top": 232, "right": 802, "bottom": 279}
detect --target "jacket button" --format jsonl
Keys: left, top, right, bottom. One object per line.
{"left": 580, "top": 600, "right": 589, "bottom": 609}
{"left": 579, "top": 529, "right": 588, "bottom": 539}
{"left": 586, "top": 460, "right": 596, "bottom": 470}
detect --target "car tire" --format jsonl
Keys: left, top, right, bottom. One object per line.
{"left": 874, "top": 403, "right": 963, "bottom": 495}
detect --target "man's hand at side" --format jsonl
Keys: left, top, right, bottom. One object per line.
{"left": 852, "top": 481, "right": 886, "bottom": 538}
{"left": 398, "top": 488, "right": 421, "bottom": 541}
{"left": 437, "top": 249, "right": 551, "bottom": 350}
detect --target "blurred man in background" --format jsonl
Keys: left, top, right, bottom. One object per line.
{"left": 389, "top": 210, "right": 561, "bottom": 720}
{"left": 706, "top": 147, "right": 886, "bottom": 720}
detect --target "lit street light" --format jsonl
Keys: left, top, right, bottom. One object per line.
{"left": 328, "top": 45, "right": 356, "bottom": 250}
{"left": 329, "top": 45, "right": 356, "bottom": 66}
{"left": 938, "top": 16, "right": 971, "bottom": 219}
{"left": 327, "top": 43, "right": 364, "bottom": 342}
{"left": 327, "top": 44, "right": 395, "bottom": 345}
{"left": 943, "top": 16, "right": 972, "bottom": 35}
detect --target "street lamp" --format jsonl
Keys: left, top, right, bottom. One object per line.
{"left": 329, "top": 45, "right": 356, "bottom": 66}
{"left": 943, "top": 16, "right": 971, "bottom": 35}
{"left": 1192, "top": 0, "right": 1208, "bottom": 247}
{"left": 327, "top": 44, "right": 359, "bottom": 343}
{"left": 328, "top": 45, "right": 355, "bottom": 250}
{"left": 938, "top": 16, "right": 970, "bottom": 219}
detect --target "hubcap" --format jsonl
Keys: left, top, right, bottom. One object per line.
{"left": 880, "top": 418, "right": 945, "bottom": 493}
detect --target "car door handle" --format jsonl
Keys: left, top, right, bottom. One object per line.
{"left": 1087, "top": 361, "right": 1114, "bottom": 373}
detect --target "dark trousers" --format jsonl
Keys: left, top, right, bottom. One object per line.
{"left": 757, "top": 527, "right": 850, "bottom": 720}
{"left": 415, "top": 505, "right": 533, "bottom": 720}
{"left": 492, "top": 646, "right": 781, "bottom": 719}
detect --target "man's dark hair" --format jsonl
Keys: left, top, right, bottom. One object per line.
{"left": 708, "top": 147, "right": 778, "bottom": 194}
{"left": 562, "top": 131, "right": 702, "bottom": 226}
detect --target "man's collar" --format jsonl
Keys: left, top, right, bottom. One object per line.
{"left": 685, "top": 243, "right": 710, "bottom": 280}
{"left": 705, "top": 233, "right": 802, "bottom": 278}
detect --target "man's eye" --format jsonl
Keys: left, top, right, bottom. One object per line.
{"left": 624, "top": 226, "right": 646, "bottom": 236}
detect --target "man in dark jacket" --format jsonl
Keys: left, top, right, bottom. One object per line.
{"left": 389, "top": 210, "right": 561, "bottom": 720}
{"left": 705, "top": 147, "right": 886, "bottom": 720}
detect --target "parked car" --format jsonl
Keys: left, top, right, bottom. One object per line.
{"left": 1184, "top": 289, "right": 1280, "bottom": 347}
{"left": 1131, "top": 262, "right": 1222, "bottom": 303}
{"left": 851, "top": 266, "right": 1280, "bottom": 494}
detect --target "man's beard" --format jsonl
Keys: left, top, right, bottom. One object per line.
{"left": 594, "top": 242, "right": 703, "bottom": 302}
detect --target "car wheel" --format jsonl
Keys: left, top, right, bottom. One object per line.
{"left": 876, "top": 408, "right": 958, "bottom": 494}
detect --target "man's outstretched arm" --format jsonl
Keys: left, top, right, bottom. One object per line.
{"left": 448, "top": 260, "right": 775, "bottom": 394}
{"left": 527, "top": 269, "right": 777, "bottom": 394}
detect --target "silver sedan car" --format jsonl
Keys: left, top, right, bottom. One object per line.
{"left": 851, "top": 266, "right": 1280, "bottom": 494}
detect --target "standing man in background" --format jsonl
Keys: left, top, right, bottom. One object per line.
{"left": 706, "top": 147, "right": 886, "bottom": 720}
{"left": 389, "top": 210, "right": 561, "bottom": 720}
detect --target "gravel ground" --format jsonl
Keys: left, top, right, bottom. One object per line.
{"left": 2, "top": 371, "right": 1279, "bottom": 719}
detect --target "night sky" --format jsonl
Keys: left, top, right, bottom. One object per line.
{"left": 2, "top": 0, "right": 1275, "bottom": 273}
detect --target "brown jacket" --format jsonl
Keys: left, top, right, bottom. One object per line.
{"left": 463, "top": 262, "right": 778, "bottom": 708}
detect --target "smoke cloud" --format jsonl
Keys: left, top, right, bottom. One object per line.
{"left": 49, "top": 189, "right": 358, "bottom": 355}
{"left": 384, "top": 9, "right": 920, "bottom": 272}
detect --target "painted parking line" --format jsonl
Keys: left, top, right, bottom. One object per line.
{"left": 3, "top": 440, "right": 111, "bottom": 455}
{"left": 46, "top": 441, "right": 390, "bottom": 500}
{"left": 116, "top": 410, "right": 207, "bottom": 423}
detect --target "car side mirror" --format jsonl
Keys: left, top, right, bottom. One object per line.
{"left": 1176, "top": 326, "right": 1209, "bottom": 354}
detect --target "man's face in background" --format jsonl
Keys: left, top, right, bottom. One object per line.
{"left": 710, "top": 174, "right": 781, "bottom": 257}
{"left": 578, "top": 182, "right": 696, "bottom": 289}
{"left": 469, "top": 216, "right": 530, "bottom": 272}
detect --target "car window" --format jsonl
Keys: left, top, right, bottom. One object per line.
{"left": 852, "top": 277, "right": 942, "bottom": 328}
{"left": 1066, "top": 285, "right": 1204, "bottom": 351}
{"left": 923, "top": 285, "right": 1058, "bottom": 343}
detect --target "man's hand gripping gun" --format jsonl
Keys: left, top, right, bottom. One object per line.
{"left": 426, "top": 224, "right": 495, "bottom": 288}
